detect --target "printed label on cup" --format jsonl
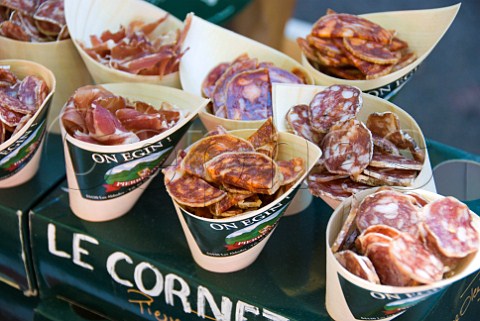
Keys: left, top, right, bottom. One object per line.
{"left": 66, "top": 124, "right": 189, "bottom": 201}
{"left": 180, "top": 190, "right": 298, "bottom": 257}
{"left": 365, "top": 68, "right": 418, "bottom": 100}
{"left": 337, "top": 273, "right": 443, "bottom": 320}
{"left": 0, "top": 102, "right": 49, "bottom": 180}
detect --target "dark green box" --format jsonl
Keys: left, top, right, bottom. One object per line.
{"left": 0, "top": 133, "right": 65, "bottom": 295}
{"left": 29, "top": 140, "right": 480, "bottom": 320}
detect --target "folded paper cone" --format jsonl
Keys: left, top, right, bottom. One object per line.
{"left": 171, "top": 130, "right": 321, "bottom": 272}
{"left": 179, "top": 15, "right": 314, "bottom": 131}
{"left": 272, "top": 83, "right": 435, "bottom": 209}
{"left": 301, "top": 4, "right": 460, "bottom": 100}
{"left": 0, "top": 60, "right": 56, "bottom": 188}
{"left": 64, "top": 0, "right": 183, "bottom": 88}
{"left": 60, "top": 83, "right": 208, "bottom": 221}
{"left": 325, "top": 188, "right": 480, "bottom": 321}
{"left": 0, "top": 38, "right": 92, "bottom": 134}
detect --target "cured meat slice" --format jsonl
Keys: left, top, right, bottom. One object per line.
{"left": 247, "top": 117, "right": 277, "bottom": 158}
{"left": 296, "top": 37, "right": 323, "bottom": 65}
{"left": 262, "top": 65, "right": 304, "bottom": 84}
{"left": 204, "top": 125, "right": 228, "bottom": 137}
{"left": 366, "top": 111, "right": 401, "bottom": 138}
{"left": 422, "top": 197, "right": 479, "bottom": 258}
{"left": 0, "top": 100, "right": 23, "bottom": 127}
{"left": 332, "top": 197, "right": 360, "bottom": 253}
{"left": 316, "top": 50, "right": 351, "bottom": 67}
{"left": 390, "top": 233, "right": 444, "bottom": 284}
{"left": 356, "top": 232, "right": 392, "bottom": 254}
{"left": 361, "top": 224, "right": 401, "bottom": 239}
{"left": 225, "top": 68, "right": 272, "bottom": 120}
{"left": 277, "top": 157, "right": 305, "bottom": 185}
{"left": 308, "top": 177, "right": 352, "bottom": 200}
{"left": 366, "top": 242, "right": 416, "bottom": 286}
{"left": 0, "top": 91, "right": 33, "bottom": 115}
{"left": 372, "top": 134, "right": 400, "bottom": 156}
{"left": 308, "top": 164, "right": 349, "bottom": 183}
{"left": 389, "top": 37, "right": 409, "bottom": 52}
{"left": 322, "top": 119, "right": 373, "bottom": 176}
{"left": 237, "top": 194, "right": 262, "bottom": 209}
{"left": 363, "top": 166, "right": 418, "bottom": 187}
{"left": 286, "top": 104, "right": 323, "bottom": 145}
{"left": 335, "top": 250, "right": 380, "bottom": 284}
{"left": 343, "top": 37, "right": 400, "bottom": 65}
{"left": 0, "top": 67, "right": 18, "bottom": 85}
{"left": 369, "top": 152, "right": 423, "bottom": 171}
{"left": 10, "top": 11, "right": 45, "bottom": 42}
{"left": 71, "top": 85, "right": 117, "bottom": 114}
{"left": 33, "top": 0, "right": 66, "bottom": 36}
{"left": 306, "top": 35, "right": 345, "bottom": 58}
{"left": 18, "top": 75, "right": 49, "bottom": 110}
{"left": 222, "top": 183, "right": 252, "bottom": 195}
{"left": 320, "top": 65, "right": 365, "bottom": 80}
{"left": 356, "top": 189, "right": 420, "bottom": 236}
{"left": 205, "top": 152, "right": 282, "bottom": 195}
{"left": 1, "top": 0, "right": 37, "bottom": 16}
{"left": 392, "top": 52, "right": 417, "bottom": 72}
{"left": 116, "top": 108, "right": 168, "bottom": 140}
{"left": 0, "top": 20, "right": 30, "bottom": 41}
{"left": 343, "top": 48, "right": 394, "bottom": 80}
{"left": 201, "top": 62, "right": 229, "bottom": 98}
{"left": 61, "top": 102, "right": 87, "bottom": 135}
{"left": 311, "top": 13, "right": 393, "bottom": 45}
{"left": 385, "top": 130, "right": 425, "bottom": 163}
{"left": 211, "top": 192, "right": 253, "bottom": 215}
{"left": 340, "top": 178, "right": 371, "bottom": 194}
{"left": 181, "top": 134, "right": 254, "bottom": 180}
{"left": 404, "top": 192, "right": 428, "bottom": 208}
{"left": 310, "top": 84, "right": 362, "bottom": 133}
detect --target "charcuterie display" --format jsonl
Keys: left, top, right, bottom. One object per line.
{"left": 163, "top": 118, "right": 306, "bottom": 219}
{"left": 0, "top": 0, "right": 68, "bottom": 42}
{"left": 61, "top": 85, "right": 184, "bottom": 145}
{"left": 0, "top": 65, "right": 49, "bottom": 144}
{"left": 332, "top": 188, "right": 479, "bottom": 286}
{"left": 297, "top": 9, "right": 416, "bottom": 80}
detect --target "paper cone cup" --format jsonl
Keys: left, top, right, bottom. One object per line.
{"left": 179, "top": 15, "right": 314, "bottom": 131}
{"left": 325, "top": 188, "right": 480, "bottom": 321}
{"left": 301, "top": 4, "right": 460, "bottom": 100}
{"left": 170, "top": 130, "right": 321, "bottom": 272}
{"left": 60, "top": 83, "right": 208, "bottom": 222}
{"left": 0, "top": 60, "right": 56, "bottom": 188}
{"left": 272, "top": 83, "right": 435, "bottom": 209}
{"left": 0, "top": 37, "right": 92, "bottom": 134}
{"left": 64, "top": 0, "right": 183, "bottom": 88}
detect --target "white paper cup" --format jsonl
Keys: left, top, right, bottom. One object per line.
{"left": 170, "top": 130, "right": 321, "bottom": 272}
{"left": 0, "top": 60, "right": 56, "bottom": 188}
{"left": 301, "top": 4, "right": 460, "bottom": 100}
{"left": 60, "top": 83, "right": 208, "bottom": 221}
{"left": 272, "top": 83, "right": 436, "bottom": 209}
{"left": 325, "top": 188, "right": 480, "bottom": 321}
{"left": 64, "top": 0, "right": 183, "bottom": 88}
{"left": 179, "top": 15, "right": 314, "bottom": 131}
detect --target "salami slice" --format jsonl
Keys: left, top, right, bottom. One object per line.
{"left": 356, "top": 189, "right": 420, "bottom": 236}
{"left": 201, "top": 62, "right": 229, "bottom": 98}
{"left": 205, "top": 151, "right": 282, "bottom": 195}
{"left": 225, "top": 68, "right": 272, "bottom": 120}
{"left": 18, "top": 75, "right": 49, "bottom": 110}
{"left": 372, "top": 134, "right": 400, "bottom": 156}
{"left": 342, "top": 48, "right": 394, "bottom": 80}
{"left": 332, "top": 198, "right": 360, "bottom": 253}
{"left": 0, "top": 91, "right": 33, "bottom": 116}
{"left": 422, "top": 197, "right": 479, "bottom": 258}
{"left": 277, "top": 157, "right": 305, "bottom": 185}
{"left": 361, "top": 224, "right": 401, "bottom": 239}
{"left": 392, "top": 52, "right": 417, "bottom": 72}
{"left": 356, "top": 232, "right": 392, "bottom": 254}
{"left": 341, "top": 178, "right": 371, "bottom": 194}
{"left": 320, "top": 65, "right": 365, "bottom": 80}
{"left": 0, "top": 20, "right": 31, "bottom": 41}
{"left": 389, "top": 37, "right": 409, "bottom": 52}
{"left": 263, "top": 65, "right": 304, "bottom": 84}
{"left": 369, "top": 152, "right": 423, "bottom": 171}
{"left": 0, "top": 67, "right": 18, "bottom": 85}
{"left": 308, "top": 164, "right": 349, "bottom": 183}
{"left": 296, "top": 37, "right": 323, "bottom": 66}
{"left": 322, "top": 119, "right": 373, "bottom": 176}
{"left": 286, "top": 104, "right": 323, "bottom": 145}
{"left": 33, "top": 0, "right": 66, "bottom": 29}
{"left": 204, "top": 125, "right": 228, "bottom": 137}
{"left": 310, "top": 84, "right": 362, "bottom": 133}
{"left": 343, "top": 37, "right": 400, "bottom": 65}
{"left": 308, "top": 177, "right": 352, "bottom": 200}
{"left": 316, "top": 50, "right": 351, "bottom": 67}
{"left": 306, "top": 35, "right": 345, "bottom": 58}
{"left": 390, "top": 233, "right": 444, "bottom": 284}
{"left": 335, "top": 250, "right": 380, "bottom": 284}
{"left": 366, "top": 111, "right": 401, "bottom": 138}
{"left": 1, "top": 0, "right": 37, "bottom": 16}
{"left": 247, "top": 117, "right": 277, "bottom": 158}
{"left": 362, "top": 166, "right": 418, "bottom": 187}
{"left": 211, "top": 192, "right": 253, "bottom": 215}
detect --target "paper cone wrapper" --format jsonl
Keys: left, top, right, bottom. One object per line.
{"left": 272, "top": 83, "right": 435, "bottom": 209}
{"left": 325, "top": 188, "right": 480, "bottom": 321}
{"left": 0, "top": 60, "right": 56, "bottom": 188}
{"left": 179, "top": 15, "right": 314, "bottom": 131}
{"left": 60, "top": 83, "right": 208, "bottom": 222}
{"left": 171, "top": 130, "right": 321, "bottom": 272}
{"left": 0, "top": 37, "right": 92, "bottom": 134}
{"left": 301, "top": 4, "right": 460, "bottom": 100}
{"left": 64, "top": 0, "right": 183, "bottom": 88}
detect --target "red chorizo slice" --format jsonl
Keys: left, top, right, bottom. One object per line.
{"left": 422, "top": 197, "right": 479, "bottom": 258}
{"left": 343, "top": 37, "right": 399, "bottom": 65}
{"left": 343, "top": 49, "right": 394, "bottom": 80}
{"left": 262, "top": 64, "right": 304, "bottom": 84}
{"left": 362, "top": 166, "right": 418, "bottom": 187}
{"left": 296, "top": 37, "right": 324, "bottom": 66}
{"left": 356, "top": 190, "right": 420, "bottom": 236}
{"left": 320, "top": 65, "right": 365, "bottom": 80}
{"left": 310, "top": 85, "right": 362, "bottom": 134}
{"left": 205, "top": 151, "right": 282, "bottom": 195}
{"left": 335, "top": 250, "right": 380, "bottom": 284}
{"left": 312, "top": 13, "right": 393, "bottom": 45}
{"left": 201, "top": 62, "right": 229, "bottom": 98}
{"left": 181, "top": 134, "right": 254, "bottom": 180}
{"left": 306, "top": 35, "right": 345, "bottom": 58}
{"left": 322, "top": 119, "right": 373, "bottom": 176}
{"left": 211, "top": 192, "right": 254, "bottom": 215}
{"left": 247, "top": 117, "right": 278, "bottom": 158}
{"left": 277, "top": 157, "right": 305, "bottom": 185}
{"left": 286, "top": 104, "right": 323, "bottom": 145}
{"left": 18, "top": 75, "right": 49, "bottom": 110}
{"left": 389, "top": 37, "right": 409, "bottom": 52}
{"left": 392, "top": 52, "right": 417, "bottom": 72}
{"left": 369, "top": 152, "right": 423, "bottom": 171}
{"left": 390, "top": 233, "right": 444, "bottom": 284}
{"left": 225, "top": 68, "right": 272, "bottom": 120}
{"left": 316, "top": 50, "right": 352, "bottom": 67}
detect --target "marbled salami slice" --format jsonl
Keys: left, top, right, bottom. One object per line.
{"left": 296, "top": 37, "right": 323, "bottom": 66}
{"left": 308, "top": 177, "right": 352, "bottom": 200}
{"left": 316, "top": 50, "right": 351, "bottom": 67}
{"left": 225, "top": 68, "right": 272, "bottom": 120}
{"left": 390, "top": 233, "right": 444, "bottom": 284}
{"left": 201, "top": 62, "right": 229, "bottom": 98}
{"left": 361, "top": 224, "right": 401, "bottom": 239}
{"left": 0, "top": 91, "right": 33, "bottom": 116}
{"left": 1, "top": 0, "right": 37, "bottom": 16}
{"left": 372, "top": 134, "right": 400, "bottom": 156}
{"left": 0, "top": 20, "right": 30, "bottom": 41}
{"left": 343, "top": 48, "right": 394, "bottom": 80}
{"left": 263, "top": 65, "right": 303, "bottom": 84}
{"left": 332, "top": 197, "right": 360, "bottom": 253}
{"left": 33, "top": 0, "right": 66, "bottom": 29}
{"left": 363, "top": 166, "right": 418, "bottom": 187}
{"left": 343, "top": 37, "right": 399, "bottom": 65}
{"left": 286, "top": 104, "right": 323, "bottom": 145}
{"left": 356, "top": 232, "right": 392, "bottom": 254}
{"left": 308, "top": 164, "right": 349, "bottom": 183}
{"left": 322, "top": 119, "right": 373, "bottom": 176}
{"left": 335, "top": 250, "right": 380, "bottom": 284}
{"left": 356, "top": 189, "right": 420, "bottom": 236}
{"left": 422, "top": 197, "right": 479, "bottom": 258}
{"left": 0, "top": 67, "right": 18, "bottom": 85}
{"left": 369, "top": 152, "right": 423, "bottom": 171}
{"left": 18, "top": 75, "right": 49, "bottom": 110}
{"left": 310, "top": 84, "right": 362, "bottom": 133}
{"left": 277, "top": 157, "right": 305, "bottom": 185}
{"left": 340, "top": 178, "right": 371, "bottom": 194}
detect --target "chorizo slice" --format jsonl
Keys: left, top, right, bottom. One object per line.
{"left": 343, "top": 37, "right": 400, "bottom": 65}
{"left": 201, "top": 62, "right": 229, "bottom": 98}
{"left": 277, "top": 157, "right": 305, "bottom": 185}
{"left": 247, "top": 117, "right": 278, "bottom": 158}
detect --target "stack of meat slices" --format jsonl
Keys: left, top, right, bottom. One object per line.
{"left": 201, "top": 53, "right": 307, "bottom": 121}
{"left": 0, "top": 0, "right": 68, "bottom": 42}
{"left": 297, "top": 9, "right": 416, "bottom": 80}
{"left": 163, "top": 118, "right": 306, "bottom": 219}
{"left": 0, "top": 66, "right": 49, "bottom": 144}
{"left": 332, "top": 188, "right": 479, "bottom": 286}
{"left": 80, "top": 14, "right": 191, "bottom": 77}
{"left": 284, "top": 84, "right": 425, "bottom": 201}
{"left": 61, "top": 85, "right": 184, "bottom": 145}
